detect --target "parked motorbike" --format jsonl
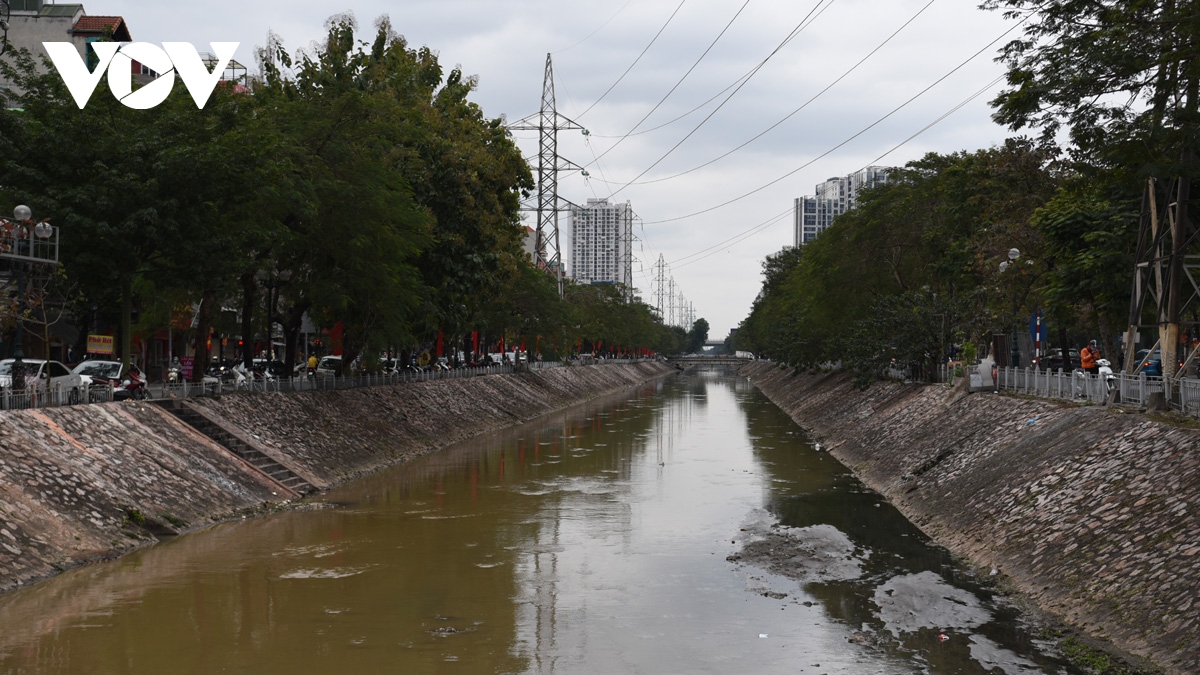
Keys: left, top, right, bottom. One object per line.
{"left": 115, "top": 368, "right": 149, "bottom": 401}
{"left": 1072, "top": 358, "right": 1116, "bottom": 398}
{"left": 1097, "top": 358, "right": 1116, "bottom": 392}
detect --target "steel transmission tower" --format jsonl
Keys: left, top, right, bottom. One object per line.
{"left": 654, "top": 255, "right": 667, "bottom": 320}
{"left": 509, "top": 54, "right": 585, "bottom": 297}
{"left": 1123, "top": 177, "right": 1200, "bottom": 377}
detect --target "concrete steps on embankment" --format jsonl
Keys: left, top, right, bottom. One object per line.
{"left": 157, "top": 401, "right": 317, "bottom": 497}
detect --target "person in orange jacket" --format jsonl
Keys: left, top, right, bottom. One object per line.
{"left": 1080, "top": 339, "right": 1101, "bottom": 374}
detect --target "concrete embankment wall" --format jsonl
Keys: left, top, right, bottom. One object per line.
{"left": 0, "top": 362, "right": 672, "bottom": 593}
{"left": 741, "top": 362, "right": 1199, "bottom": 674}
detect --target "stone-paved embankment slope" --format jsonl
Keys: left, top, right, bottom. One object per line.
{"left": 741, "top": 362, "right": 1199, "bottom": 675}
{"left": 185, "top": 363, "right": 672, "bottom": 486}
{"left": 0, "top": 363, "right": 672, "bottom": 593}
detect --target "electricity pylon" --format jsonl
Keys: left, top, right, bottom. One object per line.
{"left": 1123, "top": 177, "right": 1200, "bottom": 378}
{"left": 508, "top": 53, "right": 585, "bottom": 298}
{"left": 653, "top": 255, "right": 667, "bottom": 320}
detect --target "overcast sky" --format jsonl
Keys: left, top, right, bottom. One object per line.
{"left": 85, "top": 0, "right": 1020, "bottom": 338}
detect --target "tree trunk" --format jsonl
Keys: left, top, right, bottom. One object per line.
{"left": 240, "top": 272, "right": 257, "bottom": 369}
{"left": 281, "top": 298, "right": 311, "bottom": 376}
{"left": 1059, "top": 327, "right": 1073, "bottom": 371}
{"left": 192, "top": 289, "right": 216, "bottom": 383}
{"left": 120, "top": 275, "right": 133, "bottom": 370}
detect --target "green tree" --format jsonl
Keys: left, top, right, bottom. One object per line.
{"left": 735, "top": 142, "right": 1058, "bottom": 380}
{"left": 985, "top": 0, "right": 1200, "bottom": 175}
{"left": 686, "top": 318, "right": 709, "bottom": 353}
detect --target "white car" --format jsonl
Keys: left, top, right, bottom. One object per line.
{"left": 315, "top": 355, "right": 342, "bottom": 376}
{"left": 0, "top": 358, "right": 85, "bottom": 401}
{"left": 71, "top": 359, "right": 127, "bottom": 386}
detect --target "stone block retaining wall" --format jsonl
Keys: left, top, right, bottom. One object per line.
{"left": 0, "top": 363, "right": 671, "bottom": 593}
{"left": 742, "top": 362, "right": 1199, "bottom": 674}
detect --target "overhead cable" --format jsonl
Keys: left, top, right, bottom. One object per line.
{"left": 553, "top": 0, "right": 634, "bottom": 55}
{"left": 576, "top": 0, "right": 687, "bottom": 119}
{"left": 641, "top": 17, "right": 1027, "bottom": 225}
{"left": 669, "top": 207, "right": 792, "bottom": 268}
{"left": 599, "top": 0, "right": 939, "bottom": 187}
{"left": 586, "top": 0, "right": 751, "bottom": 166}
{"left": 859, "top": 73, "right": 1006, "bottom": 170}
{"left": 609, "top": 0, "right": 838, "bottom": 198}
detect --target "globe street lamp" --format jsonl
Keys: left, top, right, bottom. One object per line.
{"left": 998, "top": 248, "right": 1022, "bottom": 367}
{"left": 4, "top": 205, "right": 55, "bottom": 390}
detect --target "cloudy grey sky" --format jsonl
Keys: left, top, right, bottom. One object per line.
{"left": 86, "top": 0, "right": 1019, "bottom": 337}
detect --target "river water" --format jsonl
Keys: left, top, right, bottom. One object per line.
{"left": 0, "top": 369, "right": 1084, "bottom": 674}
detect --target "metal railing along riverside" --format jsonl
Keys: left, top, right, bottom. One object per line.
{"left": 932, "top": 362, "right": 1200, "bottom": 417}
{"left": 0, "top": 383, "right": 113, "bottom": 410}
{"left": 0, "top": 358, "right": 656, "bottom": 411}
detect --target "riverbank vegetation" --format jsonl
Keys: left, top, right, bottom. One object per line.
{"left": 0, "top": 15, "right": 692, "bottom": 376}
{"left": 733, "top": 0, "right": 1200, "bottom": 386}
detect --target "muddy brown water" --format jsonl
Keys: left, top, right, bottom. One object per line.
{"left": 0, "top": 370, "right": 1087, "bottom": 674}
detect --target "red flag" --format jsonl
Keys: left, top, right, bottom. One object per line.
{"left": 436, "top": 330, "right": 444, "bottom": 357}
{"left": 331, "top": 322, "right": 344, "bottom": 356}
{"left": 520, "top": 338, "right": 526, "bottom": 351}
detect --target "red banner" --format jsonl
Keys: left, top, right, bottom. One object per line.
{"left": 330, "top": 322, "right": 344, "bottom": 356}
{"left": 436, "top": 330, "right": 444, "bottom": 357}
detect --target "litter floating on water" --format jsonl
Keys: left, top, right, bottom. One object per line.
{"left": 938, "top": 633, "right": 949, "bottom": 642}
{"left": 759, "top": 633, "right": 768, "bottom": 639}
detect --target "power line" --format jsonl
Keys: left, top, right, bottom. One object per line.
{"left": 641, "top": 17, "right": 1027, "bottom": 226}
{"left": 659, "top": 27, "right": 1028, "bottom": 270}
{"left": 860, "top": 73, "right": 1007, "bottom": 170}
{"left": 670, "top": 207, "right": 792, "bottom": 269}
{"left": 576, "top": 0, "right": 686, "bottom": 119}
{"left": 609, "top": 0, "right": 838, "bottom": 199}
{"left": 594, "top": 0, "right": 939, "bottom": 187}
{"left": 553, "top": 0, "right": 634, "bottom": 55}
{"left": 585, "top": 0, "right": 751, "bottom": 166}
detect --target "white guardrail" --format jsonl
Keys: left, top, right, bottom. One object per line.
{"left": 934, "top": 363, "right": 1200, "bottom": 417}
{"left": 0, "top": 358, "right": 653, "bottom": 411}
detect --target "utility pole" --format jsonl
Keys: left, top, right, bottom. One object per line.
{"left": 509, "top": 54, "right": 585, "bottom": 298}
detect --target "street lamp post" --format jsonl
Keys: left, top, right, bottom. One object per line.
{"left": 256, "top": 267, "right": 292, "bottom": 363}
{"left": 4, "top": 205, "right": 54, "bottom": 390}
{"left": 999, "top": 248, "right": 1022, "bottom": 368}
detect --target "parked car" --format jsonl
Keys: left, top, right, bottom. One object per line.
{"left": 0, "top": 358, "right": 84, "bottom": 401}
{"left": 315, "top": 355, "right": 342, "bottom": 376}
{"left": 72, "top": 359, "right": 127, "bottom": 386}
{"left": 72, "top": 360, "right": 150, "bottom": 400}
{"left": 1135, "top": 349, "right": 1163, "bottom": 376}
{"left": 1039, "top": 348, "right": 1079, "bottom": 371}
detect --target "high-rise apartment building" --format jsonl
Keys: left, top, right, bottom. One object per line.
{"left": 794, "top": 166, "right": 888, "bottom": 246}
{"left": 569, "top": 198, "right": 633, "bottom": 290}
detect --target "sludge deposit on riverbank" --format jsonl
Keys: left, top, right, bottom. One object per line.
{"left": 741, "top": 360, "right": 1199, "bottom": 675}
{"left": 0, "top": 362, "right": 672, "bottom": 593}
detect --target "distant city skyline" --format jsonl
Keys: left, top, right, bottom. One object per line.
{"left": 7, "top": 0, "right": 1020, "bottom": 335}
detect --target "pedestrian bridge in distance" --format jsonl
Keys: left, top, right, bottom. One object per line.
{"left": 665, "top": 355, "right": 754, "bottom": 369}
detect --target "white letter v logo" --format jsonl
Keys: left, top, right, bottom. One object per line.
{"left": 43, "top": 42, "right": 121, "bottom": 109}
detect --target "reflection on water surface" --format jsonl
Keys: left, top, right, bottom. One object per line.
{"left": 0, "top": 370, "right": 1082, "bottom": 673}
